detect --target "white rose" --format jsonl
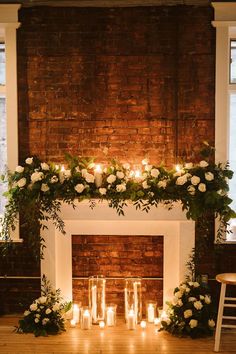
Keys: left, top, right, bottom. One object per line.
{"left": 150, "top": 168, "right": 160, "bottom": 178}
{"left": 145, "top": 164, "right": 153, "bottom": 172}
{"left": 142, "top": 158, "right": 149, "bottom": 165}
{"left": 41, "top": 183, "right": 49, "bottom": 192}
{"left": 174, "top": 291, "right": 183, "bottom": 299}
{"left": 116, "top": 183, "right": 126, "bottom": 192}
{"left": 42, "top": 318, "right": 50, "bottom": 326}
{"left": 24, "top": 310, "right": 30, "bottom": 316}
{"left": 30, "top": 303, "right": 37, "bottom": 311}
{"left": 185, "top": 163, "right": 193, "bottom": 169}
{"left": 15, "top": 165, "right": 24, "bottom": 173}
{"left": 31, "top": 171, "right": 44, "bottom": 183}
{"left": 204, "top": 295, "right": 211, "bottom": 304}
{"left": 116, "top": 171, "right": 125, "bottom": 179}
{"left": 189, "top": 319, "right": 198, "bottom": 329}
{"left": 25, "top": 157, "right": 33, "bottom": 165}
{"left": 17, "top": 178, "right": 27, "bottom": 188}
{"left": 34, "top": 318, "right": 40, "bottom": 323}
{"left": 185, "top": 287, "right": 191, "bottom": 293}
{"left": 188, "top": 297, "right": 197, "bottom": 302}
{"left": 179, "top": 284, "right": 187, "bottom": 290}
{"left": 84, "top": 172, "right": 95, "bottom": 184}
{"left": 191, "top": 176, "right": 200, "bottom": 185}
{"left": 158, "top": 180, "right": 167, "bottom": 189}
{"left": 205, "top": 172, "right": 214, "bottom": 181}
{"left": 52, "top": 304, "right": 60, "bottom": 312}
{"left": 194, "top": 301, "right": 203, "bottom": 310}
{"left": 45, "top": 308, "right": 52, "bottom": 315}
{"left": 123, "top": 163, "right": 130, "bottom": 170}
{"left": 142, "top": 180, "right": 150, "bottom": 189}
{"left": 81, "top": 169, "right": 87, "bottom": 177}
{"left": 184, "top": 309, "right": 192, "bottom": 318}
{"left": 38, "top": 296, "right": 47, "bottom": 304}
{"left": 199, "top": 160, "right": 209, "bottom": 168}
{"left": 200, "top": 295, "right": 204, "bottom": 300}
{"left": 50, "top": 175, "right": 58, "bottom": 184}
{"left": 64, "top": 169, "right": 71, "bottom": 179}
{"left": 41, "top": 162, "right": 50, "bottom": 171}
{"left": 177, "top": 299, "right": 183, "bottom": 307}
{"left": 107, "top": 174, "right": 116, "bottom": 184}
{"left": 74, "top": 184, "right": 85, "bottom": 194}
{"left": 36, "top": 314, "right": 40, "bottom": 318}
{"left": 99, "top": 188, "right": 107, "bottom": 195}
{"left": 164, "top": 318, "right": 171, "bottom": 326}
{"left": 188, "top": 281, "right": 194, "bottom": 286}
{"left": 176, "top": 176, "right": 187, "bottom": 186}
{"left": 208, "top": 319, "right": 215, "bottom": 328}
{"left": 198, "top": 183, "right": 206, "bottom": 192}
{"left": 193, "top": 282, "right": 200, "bottom": 287}
{"left": 172, "top": 297, "right": 178, "bottom": 305}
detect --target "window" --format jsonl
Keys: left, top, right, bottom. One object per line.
{"left": 212, "top": 2, "right": 236, "bottom": 242}
{"left": 0, "top": 43, "right": 7, "bottom": 216}
{"left": 0, "top": 5, "right": 21, "bottom": 240}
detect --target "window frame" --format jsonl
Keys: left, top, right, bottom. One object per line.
{"left": 0, "top": 4, "right": 21, "bottom": 242}
{"left": 212, "top": 1, "right": 236, "bottom": 243}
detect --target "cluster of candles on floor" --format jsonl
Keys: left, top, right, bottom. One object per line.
{"left": 70, "top": 276, "right": 168, "bottom": 330}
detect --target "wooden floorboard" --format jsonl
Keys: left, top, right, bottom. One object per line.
{"left": 0, "top": 316, "right": 235, "bottom": 354}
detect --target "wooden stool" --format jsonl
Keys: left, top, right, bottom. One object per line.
{"left": 214, "top": 273, "right": 236, "bottom": 352}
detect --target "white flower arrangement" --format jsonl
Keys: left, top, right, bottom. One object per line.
{"left": 17, "top": 276, "right": 71, "bottom": 337}
{"left": 0, "top": 143, "right": 235, "bottom": 256}
{"left": 161, "top": 280, "right": 216, "bottom": 338}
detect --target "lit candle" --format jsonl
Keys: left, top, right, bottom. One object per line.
{"left": 59, "top": 165, "right": 65, "bottom": 183}
{"left": 147, "top": 304, "right": 155, "bottom": 323}
{"left": 134, "top": 282, "right": 138, "bottom": 324}
{"left": 92, "top": 285, "right": 97, "bottom": 323}
{"left": 140, "top": 320, "right": 147, "bottom": 329}
{"left": 127, "top": 310, "right": 136, "bottom": 330}
{"left": 99, "top": 321, "right": 105, "bottom": 329}
{"left": 73, "top": 304, "right": 80, "bottom": 324}
{"left": 70, "top": 319, "right": 76, "bottom": 327}
{"left": 154, "top": 317, "right": 161, "bottom": 330}
{"left": 106, "top": 307, "right": 115, "bottom": 326}
{"left": 94, "top": 164, "right": 103, "bottom": 188}
{"left": 82, "top": 309, "right": 91, "bottom": 330}
{"left": 134, "top": 170, "right": 141, "bottom": 179}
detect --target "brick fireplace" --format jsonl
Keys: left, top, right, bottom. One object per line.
{"left": 41, "top": 201, "right": 195, "bottom": 309}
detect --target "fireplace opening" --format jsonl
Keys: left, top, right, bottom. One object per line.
{"left": 72, "top": 234, "right": 163, "bottom": 315}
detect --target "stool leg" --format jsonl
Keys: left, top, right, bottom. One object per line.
{"left": 214, "top": 283, "right": 226, "bottom": 352}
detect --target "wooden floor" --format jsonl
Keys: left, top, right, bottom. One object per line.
{"left": 0, "top": 317, "right": 235, "bottom": 354}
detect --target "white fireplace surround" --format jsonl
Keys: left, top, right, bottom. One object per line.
{"left": 41, "top": 200, "right": 195, "bottom": 307}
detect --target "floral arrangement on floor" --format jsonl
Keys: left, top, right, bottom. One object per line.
{"left": 161, "top": 280, "right": 216, "bottom": 338}
{"left": 0, "top": 142, "right": 235, "bottom": 257}
{"left": 16, "top": 276, "right": 71, "bottom": 337}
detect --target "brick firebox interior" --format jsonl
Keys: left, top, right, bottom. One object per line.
{"left": 0, "top": 4, "right": 236, "bottom": 314}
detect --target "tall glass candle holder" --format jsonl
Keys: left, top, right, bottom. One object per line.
{"left": 89, "top": 275, "right": 106, "bottom": 324}
{"left": 146, "top": 301, "right": 157, "bottom": 323}
{"left": 124, "top": 277, "right": 142, "bottom": 324}
{"left": 106, "top": 304, "right": 117, "bottom": 327}
{"left": 80, "top": 307, "right": 92, "bottom": 330}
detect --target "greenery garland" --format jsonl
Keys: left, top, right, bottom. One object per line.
{"left": 0, "top": 144, "right": 235, "bottom": 258}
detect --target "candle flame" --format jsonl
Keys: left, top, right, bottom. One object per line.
{"left": 134, "top": 170, "right": 141, "bottom": 178}
{"left": 94, "top": 164, "right": 102, "bottom": 173}
{"left": 175, "top": 164, "right": 181, "bottom": 172}
{"left": 61, "top": 165, "right": 65, "bottom": 172}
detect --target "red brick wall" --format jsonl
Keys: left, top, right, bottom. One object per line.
{"left": 72, "top": 235, "right": 163, "bottom": 314}
{"left": 17, "top": 6, "right": 215, "bottom": 165}
{"left": 2, "top": 5, "right": 230, "bottom": 314}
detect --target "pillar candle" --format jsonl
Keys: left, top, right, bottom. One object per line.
{"left": 127, "top": 310, "right": 136, "bottom": 330}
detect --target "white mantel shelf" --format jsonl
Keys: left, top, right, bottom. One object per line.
{"left": 41, "top": 201, "right": 195, "bottom": 307}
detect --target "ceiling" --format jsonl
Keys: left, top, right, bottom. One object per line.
{"left": 0, "top": 0, "right": 213, "bottom": 7}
